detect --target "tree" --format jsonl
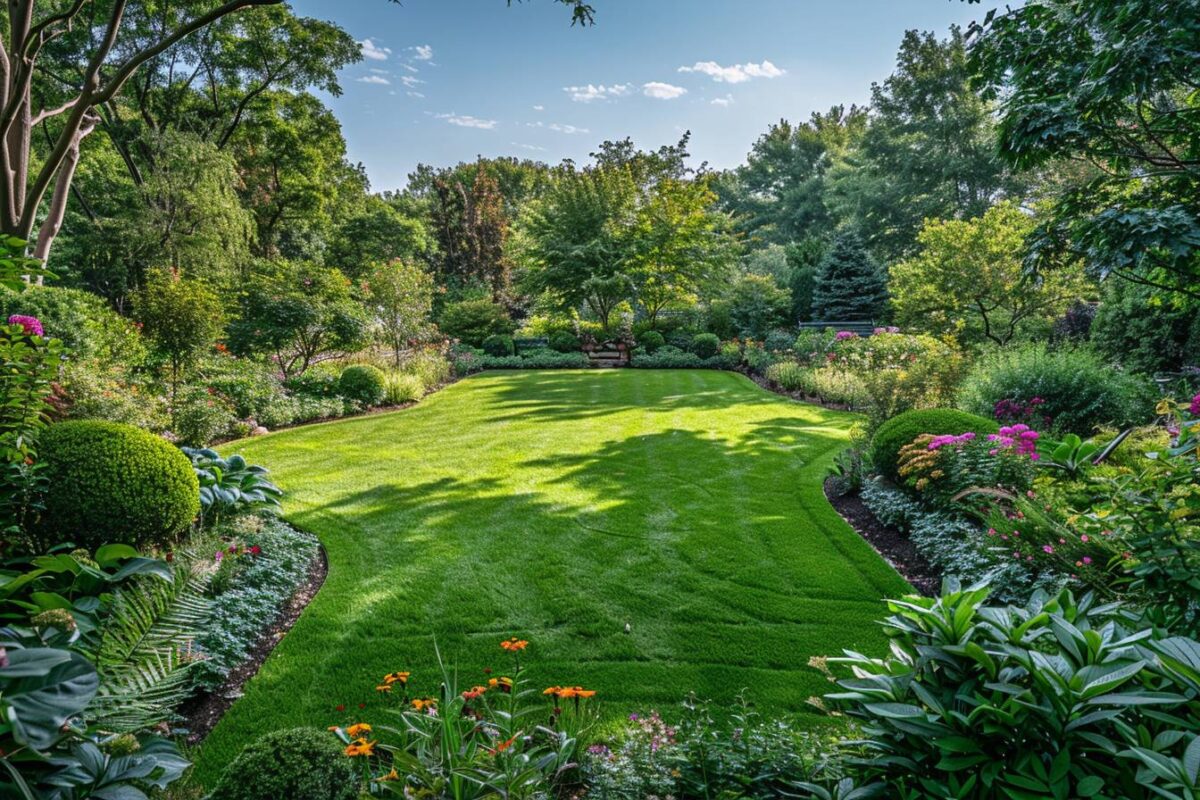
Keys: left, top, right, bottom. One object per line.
{"left": 811, "top": 231, "right": 887, "bottom": 321}
{"left": 725, "top": 273, "right": 791, "bottom": 339}
{"left": 828, "top": 27, "right": 1018, "bottom": 263}
{"left": 227, "top": 260, "right": 368, "bottom": 378}
{"left": 328, "top": 196, "right": 432, "bottom": 280}
{"left": 363, "top": 261, "right": 435, "bottom": 368}
{"left": 135, "top": 269, "right": 224, "bottom": 412}
{"left": 517, "top": 163, "right": 638, "bottom": 329}
{"left": 966, "top": 0, "right": 1200, "bottom": 304}
{"left": 717, "top": 107, "right": 866, "bottom": 246}
{"left": 428, "top": 165, "right": 513, "bottom": 300}
{"left": 627, "top": 177, "right": 735, "bottom": 326}
{"left": 890, "top": 203, "right": 1090, "bottom": 346}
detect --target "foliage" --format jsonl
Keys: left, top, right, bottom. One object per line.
{"left": 208, "top": 727, "right": 358, "bottom": 800}
{"left": 383, "top": 373, "right": 425, "bottom": 405}
{"left": 437, "top": 298, "right": 516, "bottom": 347}
{"left": 890, "top": 203, "right": 1090, "bottom": 346}
{"left": 170, "top": 385, "right": 240, "bottom": 448}
{"left": 766, "top": 363, "right": 867, "bottom": 408}
{"left": 869, "top": 408, "right": 997, "bottom": 481}
{"left": 825, "top": 581, "right": 1200, "bottom": 800}
{"left": 228, "top": 261, "right": 369, "bottom": 379}
{"left": 957, "top": 343, "right": 1155, "bottom": 435}
{"left": 194, "top": 517, "right": 319, "bottom": 692}
{"left": 362, "top": 260, "right": 435, "bottom": 369}
{"left": 832, "top": 332, "right": 964, "bottom": 424}
{"left": 585, "top": 698, "right": 843, "bottom": 799}
{"left": 968, "top": 0, "right": 1200, "bottom": 303}
{"left": 724, "top": 272, "right": 792, "bottom": 339}
{"left": 549, "top": 331, "right": 582, "bottom": 353}
{"left": 329, "top": 196, "right": 432, "bottom": 281}
{"left": 1090, "top": 278, "right": 1200, "bottom": 375}
{"left": 339, "top": 365, "right": 388, "bottom": 407}
{"left": 0, "top": 286, "right": 142, "bottom": 366}
{"left": 453, "top": 347, "right": 590, "bottom": 375}
{"left": 895, "top": 429, "right": 1037, "bottom": 511}
{"left": 34, "top": 421, "right": 199, "bottom": 552}
{"left": 690, "top": 333, "right": 720, "bottom": 359}
{"left": 482, "top": 334, "right": 516, "bottom": 357}
{"left": 183, "top": 448, "right": 283, "bottom": 527}
{"left": 327, "top": 637, "right": 595, "bottom": 798}
{"left": 828, "top": 27, "right": 1017, "bottom": 263}
{"left": 811, "top": 231, "right": 887, "bottom": 322}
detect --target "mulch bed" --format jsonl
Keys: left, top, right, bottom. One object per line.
{"left": 178, "top": 546, "right": 329, "bottom": 744}
{"left": 824, "top": 477, "right": 941, "bottom": 596}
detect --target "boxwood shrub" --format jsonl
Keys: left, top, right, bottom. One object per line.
{"left": 549, "top": 331, "right": 582, "bottom": 353}
{"left": 36, "top": 420, "right": 199, "bottom": 550}
{"left": 207, "top": 727, "right": 357, "bottom": 800}
{"left": 337, "top": 364, "right": 387, "bottom": 407}
{"left": 637, "top": 330, "right": 666, "bottom": 354}
{"left": 482, "top": 334, "right": 515, "bottom": 357}
{"left": 691, "top": 332, "right": 720, "bottom": 359}
{"left": 869, "top": 408, "right": 997, "bottom": 481}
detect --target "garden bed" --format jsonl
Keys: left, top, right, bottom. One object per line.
{"left": 180, "top": 535, "right": 329, "bottom": 744}
{"left": 824, "top": 477, "right": 941, "bottom": 596}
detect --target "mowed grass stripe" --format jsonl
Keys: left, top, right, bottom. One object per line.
{"left": 194, "top": 370, "right": 909, "bottom": 784}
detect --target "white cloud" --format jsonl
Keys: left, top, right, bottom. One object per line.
{"left": 563, "top": 83, "right": 630, "bottom": 103}
{"left": 413, "top": 44, "right": 434, "bottom": 61}
{"left": 401, "top": 63, "right": 420, "bottom": 73}
{"left": 533, "top": 104, "right": 545, "bottom": 112}
{"left": 678, "top": 60, "right": 785, "bottom": 84}
{"left": 408, "top": 91, "right": 426, "bottom": 99}
{"left": 528, "top": 121, "right": 590, "bottom": 135}
{"left": 711, "top": 94, "right": 735, "bottom": 107}
{"left": 400, "top": 75, "right": 425, "bottom": 88}
{"left": 437, "top": 113, "right": 498, "bottom": 130}
{"left": 513, "top": 142, "right": 547, "bottom": 152}
{"left": 360, "top": 39, "right": 391, "bottom": 62}
{"left": 356, "top": 75, "right": 391, "bottom": 85}
{"left": 643, "top": 81, "right": 687, "bottom": 100}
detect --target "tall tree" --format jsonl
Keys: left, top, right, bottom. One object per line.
{"left": 363, "top": 260, "right": 435, "bottom": 368}
{"left": 828, "top": 27, "right": 1017, "bottom": 263}
{"left": 428, "top": 164, "right": 514, "bottom": 301}
{"left": 811, "top": 231, "right": 887, "bottom": 321}
{"left": 966, "top": 0, "right": 1200, "bottom": 303}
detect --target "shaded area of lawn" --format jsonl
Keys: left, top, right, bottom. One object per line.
{"left": 193, "top": 370, "right": 909, "bottom": 783}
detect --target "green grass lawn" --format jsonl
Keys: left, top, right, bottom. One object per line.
{"left": 193, "top": 369, "right": 909, "bottom": 783}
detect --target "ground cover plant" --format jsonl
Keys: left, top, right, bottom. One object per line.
{"left": 192, "top": 369, "right": 909, "bottom": 784}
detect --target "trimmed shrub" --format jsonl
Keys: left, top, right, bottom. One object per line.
{"left": 637, "top": 330, "right": 665, "bottom": 354}
{"left": 482, "top": 334, "right": 515, "bottom": 357}
{"left": 957, "top": 343, "right": 1156, "bottom": 435}
{"left": 690, "top": 333, "right": 720, "bottom": 359}
{"left": 870, "top": 408, "right": 997, "bottom": 481}
{"left": 763, "top": 329, "right": 795, "bottom": 353}
{"left": 337, "top": 364, "right": 387, "bottom": 407}
{"left": 207, "top": 727, "right": 357, "bottom": 800}
{"left": 384, "top": 372, "right": 425, "bottom": 405}
{"left": 36, "top": 421, "right": 199, "bottom": 550}
{"left": 548, "top": 331, "right": 582, "bottom": 353}
{"left": 438, "top": 298, "right": 515, "bottom": 347}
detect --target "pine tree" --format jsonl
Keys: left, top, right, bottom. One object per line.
{"left": 811, "top": 231, "right": 888, "bottom": 321}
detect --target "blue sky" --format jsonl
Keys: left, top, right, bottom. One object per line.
{"left": 289, "top": 0, "right": 996, "bottom": 192}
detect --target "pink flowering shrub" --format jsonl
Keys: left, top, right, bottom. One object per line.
{"left": 897, "top": 429, "right": 1037, "bottom": 511}
{"left": 7, "top": 314, "right": 43, "bottom": 336}
{"left": 988, "top": 423, "right": 1041, "bottom": 459}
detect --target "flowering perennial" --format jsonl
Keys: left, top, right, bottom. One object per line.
{"left": 7, "top": 314, "right": 42, "bottom": 336}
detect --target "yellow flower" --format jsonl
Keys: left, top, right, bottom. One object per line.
{"left": 383, "top": 671, "right": 410, "bottom": 685}
{"left": 412, "top": 698, "right": 437, "bottom": 711}
{"left": 344, "top": 738, "right": 376, "bottom": 757}
{"left": 380, "top": 767, "right": 401, "bottom": 782}
{"left": 375, "top": 684, "right": 392, "bottom": 693}
{"left": 346, "top": 723, "right": 372, "bottom": 738}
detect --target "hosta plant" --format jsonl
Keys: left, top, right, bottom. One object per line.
{"left": 824, "top": 581, "right": 1200, "bottom": 800}
{"left": 183, "top": 447, "right": 282, "bottom": 526}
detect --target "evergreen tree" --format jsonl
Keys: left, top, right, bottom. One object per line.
{"left": 811, "top": 231, "right": 887, "bottom": 321}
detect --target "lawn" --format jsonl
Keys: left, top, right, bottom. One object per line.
{"left": 193, "top": 369, "right": 909, "bottom": 782}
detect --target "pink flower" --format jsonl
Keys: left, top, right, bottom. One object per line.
{"left": 7, "top": 315, "right": 42, "bottom": 336}
{"left": 1043, "top": 545, "right": 1054, "bottom": 554}
{"left": 1082, "top": 557, "right": 1092, "bottom": 565}
{"left": 834, "top": 331, "right": 858, "bottom": 341}
{"left": 1190, "top": 393, "right": 1200, "bottom": 417}
{"left": 1080, "top": 535, "right": 1089, "bottom": 542}
{"left": 214, "top": 551, "right": 223, "bottom": 561}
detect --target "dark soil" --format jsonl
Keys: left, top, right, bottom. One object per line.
{"left": 178, "top": 546, "right": 328, "bottom": 744}
{"left": 824, "top": 477, "right": 941, "bottom": 596}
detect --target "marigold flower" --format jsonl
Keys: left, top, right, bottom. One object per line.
{"left": 346, "top": 723, "right": 372, "bottom": 738}
{"left": 500, "top": 637, "right": 528, "bottom": 651}
{"left": 344, "top": 738, "right": 376, "bottom": 757}
{"left": 383, "top": 671, "right": 410, "bottom": 685}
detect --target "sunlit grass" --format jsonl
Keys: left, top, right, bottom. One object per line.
{"left": 194, "top": 370, "right": 908, "bottom": 784}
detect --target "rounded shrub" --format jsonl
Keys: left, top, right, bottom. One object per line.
{"left": 690, "top": 332, "right": 721, "bottom": 359}
{"left": 870, "top": 408, "right": 998, "bottom": 481}
{"left": 337, "top": 364, "right": 387, "bottom": 407}
{"left": 957, "top": 344, "right": 1156, "bottom": 436}
{"left": 208, "top": 727, "right": 358, "bottom": 800}
{"left": 482, "top": 334, "right": 515, "bottom": 357}
{"left": 548, "top": 331, "right": 581, "bottom": 353}
{"left": 637, "top": 330, "right": 665, "bottom": 354}
{"left": 37, "top": 420, "right": 199, "bottom": 550}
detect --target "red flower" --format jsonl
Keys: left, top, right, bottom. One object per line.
{"left": 336, "top": 704, "right": 345, "bottom": 712}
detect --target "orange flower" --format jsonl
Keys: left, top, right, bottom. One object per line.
{"left": 375, "top": 684, "right": 392, "bottom": 693}
{"left": 542, "top": 686, "right": 562, "bottom": 696}
{"left": 380, "top": 767, "right": 401, "bottom": 782}
{"left": 383, "top": 671, "right": 410, "bottom": 685}
{"left": 556, "top": 687, "right": 577, "bottom": 699}
{"left": 412, "top": 698, "right": 437, "bottom": 711}
{"left": 344, "top": 738, "right": 376, "bottom": 757}
{"left": 462, "top": 688, "right": 484, "bottom": 700}
{"left": 500, "top": 637, "right": 528, "bottom": 652}
{"left": 485, "top": 735, "right": 518, "bottom": 756}
{"left": 488, "top": 676, "right": 513, "bottom": 693}
{"left": 346, "top": 723, "right": 372, "bottom": 738}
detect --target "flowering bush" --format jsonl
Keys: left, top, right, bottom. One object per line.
{"left": 831, "top": 332, "right": 963, "bottom": 423}
{"left": 328, "top": 637, "right": 596, "bottom": 797}
{"left": 7, "top": 313, "right": 43, "bottom": 336}
{"left": 896, "top": 428, "right": 1037, "bottom": 511}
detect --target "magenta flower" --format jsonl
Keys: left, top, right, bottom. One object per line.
{"left": 1190, "top": 393, "right": 1200, "bottom": 417}
{"left": 7, "top": 314, "right": 42, "bottom": 336}
{"left": 1043, "top": 545, "right": 1054, "bottom": 554}
{"left": 834, "top": 330, "right": 858, "bottom": 341}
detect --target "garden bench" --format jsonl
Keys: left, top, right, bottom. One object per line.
{"left": 513, "top": 337, "right": 549, "bottom": 352}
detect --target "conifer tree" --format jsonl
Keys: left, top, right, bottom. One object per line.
{"left": 811, "top": 231, "right": 888, "bottom": 321}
